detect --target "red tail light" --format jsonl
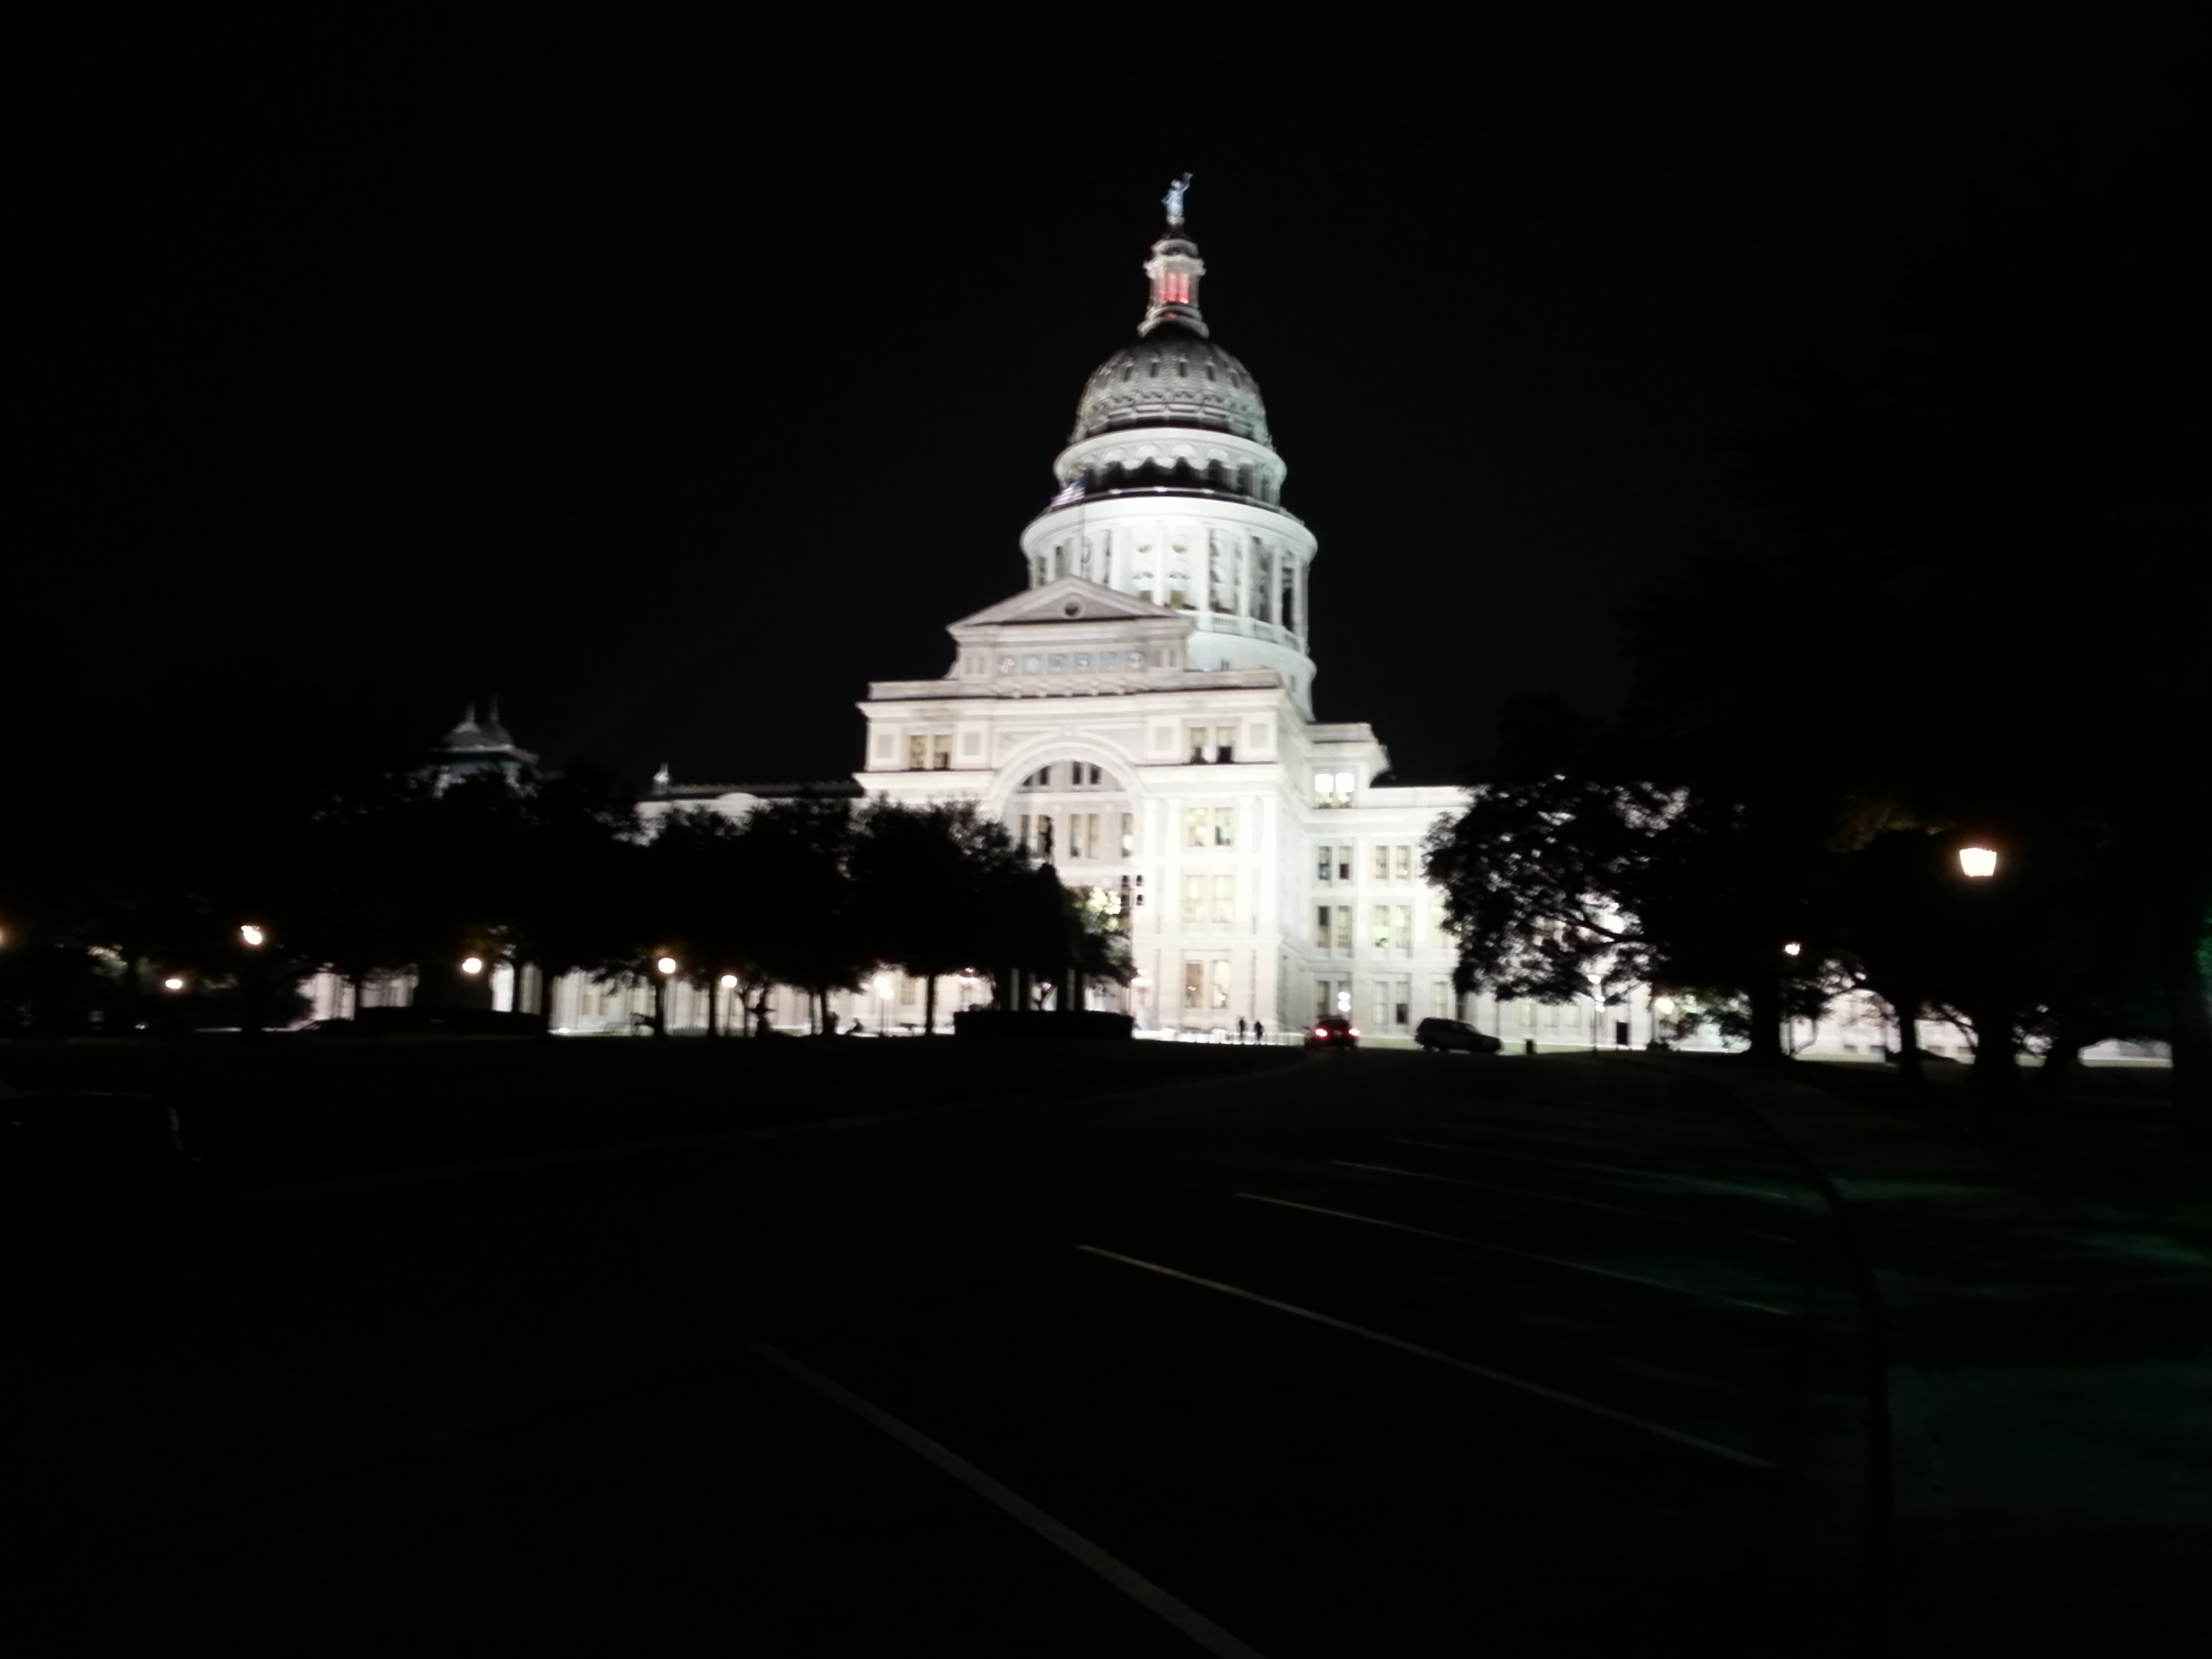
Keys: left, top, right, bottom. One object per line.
{"left": 1313, "top": 1027, "right": 1327, "bottom": 1038}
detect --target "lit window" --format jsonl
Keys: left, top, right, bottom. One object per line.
{"left": 1185, "top": 807, "right": 1210, "bottom": 849}
{"left": 1373, "top": 846, "right": 1391, "bottom": 882}
{"left": 1189, "top": 727, "right": 1211, "bottom": 763}
{"left": 1393, "top": 846, "right": 1413, "bottom": 882}
{"left": 1210, "top": 958, "right": 1232, "bottom": 1009}
{"left": 932, "top": 735, "right": 952, "bottom": 771}
{"left": 1316, "top": 847, "right": 1334, "bottom": 882}
{"left": 1183, "top": 962, "right": 1205, "bottom": 1009}
{"left": 1120, "top": 813, "right": 1135, "bottom": 857}
{"left": 1214, "top": 725, "right": 1237, "bottom": 762}
{"left": 1212, "top": 807, "right": 1235, "bottom": 847}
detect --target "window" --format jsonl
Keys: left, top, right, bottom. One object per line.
{"left": 1183, "top": 961, "right": 1206, "bottom": 1010}
{"left": 1211, "top": 807, "right": 1235, "bottom": 847}
{"left": 1127, "top": 649, "right": 1145, "bottom": 668}
{"left": 1185, "top": 807, "right": 1210, "bottom": 848}
{"left": 1315, "top": 905, "right": 1352, "bottom": 951}
{"left": 1214, "top": 724, "right": 1237, "bottom": 762}
{"left": 1335, "top": 847, "right": 1353, "bottom": 882}
{"left": 1023, "top": 655, "right": 1041, "bottom": 672}
{"left": 1371, "top": 905, "right": 1412, "bottom": 950}
{"left": 1373, "top": 845, "right": 1391, "bottom": 882}
{"left": 1431, "top": 981, "right": 1452, "bottom": 1019}
{"left": 1189, "top": 726, "right": 1212, "bottom": 763}
{"left": 1210, "top": 873, "right": 1234, "bottom": 924}
{"left": 1119, "top": 813, "right": 1135, "bottom": 857}
{"left": 1314, "top": 905, "right": 1332, "bottom": 948}
{"left": 1314, "top": 771, "right": 1354, "bottom": 808}
{"left": 1210, "top": 959, "right": 1232, "bottom": 1010}
{"left": 1316, "top": 846, "right": 1334, "bottom": 882}
{"left": 907, "top": 735, "right": 929, "bottom": 771}
{"left": 1068, "top": 814, "right": 1101, "bottom": 859}
{"left": 1183, "top": 877, "right": 1207, "bottom": 925}
{"left": 1393, "top": 845, "right": 1414, "bottom": 882}
{"left": 899, "top": 977, "right": 920, "bottom": 1008}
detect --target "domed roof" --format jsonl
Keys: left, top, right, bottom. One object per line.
{"left": 1072, "top": 322, "right": 1271, "bottom": 445}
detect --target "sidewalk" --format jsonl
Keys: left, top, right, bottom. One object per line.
{"left": 1704, "top": 1061, "right": 2211, "bottom": 1658}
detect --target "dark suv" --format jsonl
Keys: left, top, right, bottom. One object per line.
{"left": 1305, "top": 1015, "right": 1359, "bottom": 1048}
{"left": 1414, "top": 1017, "right": 1502, "bottom": 1054}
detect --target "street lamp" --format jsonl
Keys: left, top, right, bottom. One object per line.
{"left": 1782, "top": 941, "right": 1802, "bottom": 957}
{"left": 1959, "top": 846, "right": 1999, "bottom": 879}
{"left": 163, "top": 976, "right": 185, "bottom": 991}
{"left": 656, "top": 957, "right": 677, "bottom": 975}
{"left": 239, "top": 924, "right": 265, "bottom": 947}
{"left": 460, "top": 956, "right": 484, "bottom": 975}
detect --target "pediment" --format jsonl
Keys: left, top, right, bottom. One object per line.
{"left": 948, "top": 576, "right": 1181, "bottom": 630}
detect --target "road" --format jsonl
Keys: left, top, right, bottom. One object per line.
{"left": 14, "top": 1050, "right": 1881, "bottom": 1656}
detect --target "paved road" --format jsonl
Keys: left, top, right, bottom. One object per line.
{"left": 15, "top": 1052, "right": 1883, "bottom": 1656}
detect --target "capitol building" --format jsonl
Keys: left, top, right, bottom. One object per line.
{"left": 617, "top": 188, "right": 1473, "bottom": 1040}
{"left": 316, "top": 188, "right": 2053, "bottom": 1063}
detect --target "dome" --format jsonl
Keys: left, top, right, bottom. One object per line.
{"left": 1072, "top": 322, "right": 1271, "bottom": 446}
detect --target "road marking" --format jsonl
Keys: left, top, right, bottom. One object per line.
{"left": 1400, "top": 1135, "right": 1790, "bottom": 1200}
{"left": 1076, "top": 1247, "right": 1774, "bottom": 1470}
{"left": 751, "top": 1345, "right": 1270, "bottom": 1659}
{"left": 1336, "top": 1160, "right": 1799, "bottom": 1246}
{"left": 1235, "top": 1192, "right": 1799, "bottom": 1319}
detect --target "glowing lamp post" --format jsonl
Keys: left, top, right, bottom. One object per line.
{"left": 163, "top": 976, "right": 186, "bottom": 991}
{"left": 1959, "top": 846, "right": 1999, "bottom": 880}
{"left": 460, "top": 956, "right": 484, "bottom": 975}
{"left": 239, "top": 924, "right": 265, "bottom": 947}
{"left": 650, "top": 956, "right": 676, "bottom": 1039}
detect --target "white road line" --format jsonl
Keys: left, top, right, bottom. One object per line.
{"left": 1235, "top": 1192, "right": 1799, "bottom": 1319}
{"left": 1336, "top": 1160, "right": 1800, "bottom": 1246}
{"left": 1076, "top": 1247, "right": 1775, "bottom": 1471}
{"left": 750, "top": 1345, "right": 1269, "bottom": 1659}
{"left": 1399, "top": 1135, "right": 1790, "bottom": 1200}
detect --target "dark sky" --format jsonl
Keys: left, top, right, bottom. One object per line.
{"left": 25, "top": 3, "right": 2200, "bottom": 789}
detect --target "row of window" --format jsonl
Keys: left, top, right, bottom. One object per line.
{"left": 1314, "top": 903, "right": 1416, "bottom": 951}
{"left": 1020, "top": 762, "right": 1111, "bottom": 790}
{"left": 1315, "top": 844, "right": 1416, "bottom": 883}
{"left": 1017, "top": 813, "right": 1136, "bottom": 861}
{"left": 1311, "top": 977, "right": 1456, "bottom": 1027}
{"left": 999, "top": 649, "right": 1147, "bottom": 675}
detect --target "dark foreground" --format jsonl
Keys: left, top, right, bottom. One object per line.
{"left": 7, "top": 1043, "right": 2207, "bottom": 1656}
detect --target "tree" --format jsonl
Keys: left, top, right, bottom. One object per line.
{"left": 849, "top": 800, "right": 1029, "bottom": 1034}
{"left": 733, "top": 796, "right": 870, "bottom": 1033}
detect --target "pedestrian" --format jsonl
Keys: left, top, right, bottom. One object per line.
{"left": 1237, "top": 1016, "right": 1249, "bottom": 1042}
{"left": 1254, "top": 1019, "right": 1265, "bottom": 1044}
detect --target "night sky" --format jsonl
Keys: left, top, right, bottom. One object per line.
{"left": 25, "top": 3, "right": 2200, "bottom": 790}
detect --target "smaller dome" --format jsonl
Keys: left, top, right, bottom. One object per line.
{"left": 1073, "top": 323, "right": 1271, "bottom": 446}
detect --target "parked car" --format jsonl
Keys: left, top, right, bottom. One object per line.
{"left": 1305, "top": 1015, "right": 1360, "bottom": 1048}
{"left": 1414, "top": 1017, "right": 1502, "bottom": 1054}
